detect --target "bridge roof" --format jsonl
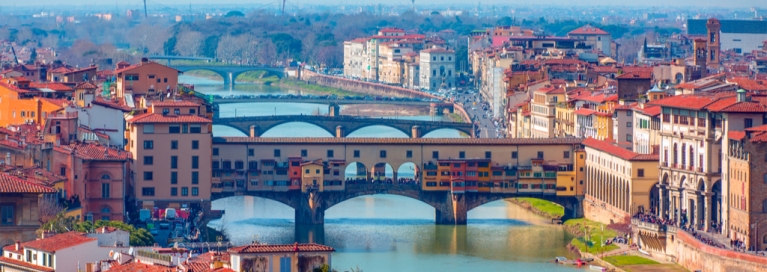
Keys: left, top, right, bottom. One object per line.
{"left": 213, "top": 137, "right": 583, "bottom": 146}
{"left": 129, "top": 113, "right": 212, "bottom": 124}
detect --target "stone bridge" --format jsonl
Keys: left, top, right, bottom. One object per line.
{"left": 172, "top": 65, "right": 286, "bottom": 85}
{"left": 211, "top": 183, "right": 583, "bottom": 225}
{"left": 212, "top": 97, "right": 455, "bottom": 116}
{"left": 213, "top": 115, "right": 476, "bottom": 138}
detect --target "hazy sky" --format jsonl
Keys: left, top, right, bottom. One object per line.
{"left": 7, "top": 0, "right": 767, "bottom": 8}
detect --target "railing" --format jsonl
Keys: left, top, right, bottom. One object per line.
{"left": 631, "top": 219, "right": 667, "bottom": 233}
{"left": 136, "top": 250, "right": 173, "bottom": 266}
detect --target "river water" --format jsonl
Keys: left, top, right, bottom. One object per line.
{"left": 182, "top": 75, "right": 579, "bottom": 271}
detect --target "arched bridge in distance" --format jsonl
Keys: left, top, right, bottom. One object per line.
{"left": 146, "top": 56, "right": 285, "bottom": 86}
{"left": 213, "top": 115, "right": 476, "bottom": 138}
{"left": 212, "top": 183, "right": 583, "bottom": 225}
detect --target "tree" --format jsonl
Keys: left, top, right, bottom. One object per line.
{"left": 225, "top": 11, "right": 245, "bottom": 17}
{"left": 174, "top": 31, "right": 204, "bottom": 57}
{"left": 38, "top": 194, "right": 63, "bottom": 225}
{"left": 27, "top": 48, "right": 37, "bottom": 64}
{"left": 256, "top": 39, "right": 277, "bottom": 66}
{"left": 496, "top": 16, "right": 513, "bottom": 26}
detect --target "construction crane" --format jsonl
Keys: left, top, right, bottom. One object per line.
{"left": 10, "top": 46, "right": 18, "bottom": 64}
{"left": 144, "top": 0, "right": 148, "bottom": 18}
{"left": 282, "top": 0, "right": 286, "bottom": 15}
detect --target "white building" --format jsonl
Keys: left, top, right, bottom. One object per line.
{"left": 419, "top": 48, "right": 456, "bottom": 90}
{"left": 86, "top": 226, "right": 130, "bottom": 247}
{"left": 0, "top": 232, "right": 108, "bottom": 272}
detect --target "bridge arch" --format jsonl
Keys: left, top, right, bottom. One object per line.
{"left": 258, "top": 121, "right": 336, "bottom": 138}
{"left": 180, "top": 68, "right": 226, "bottom": 81}
{"left": 345, "top": 124, "right": 411, "bottom": 138}
{"left": 422, "top": 128, "right": 469, "bottom": 138}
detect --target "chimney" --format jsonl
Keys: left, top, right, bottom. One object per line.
{"left": 15, "top": 241, "right": 20, "bottom": 251}
{"left": 141, "top": 57, "right": 149, "bottom": 64}
{"left": 737, "top": 89, "right": 747, "bottom": 102}
{"left": 102, "top": 226, "right": 107, "bottom": 233}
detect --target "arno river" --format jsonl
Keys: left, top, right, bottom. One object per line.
{"left": 181, "top": 75, "right": 579, "bottom": 271}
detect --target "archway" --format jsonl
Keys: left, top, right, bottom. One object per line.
{"left": 711, "top": 179, "right": 722, "bottom": 231}
{"left": 325, "top": 194, "right": 435, "bottom": 221}
{"left": 260, "top": 122, "right": 334, "bottom": 138}
{"left": 181, "top": 69, "right": 225, "bottom": 81}
{"left": 212, "top": 124, "right": 248, "bottom": 137}
{"left": 649, "top": 182, "right": 660, "bottom": 215}
{"left": 346, "top": 125, "right": 409, "bottom": 138}
{"left": 422, "top": 128, "right": 468, "bottom": 138}
{"left": 372, "top": 163, "right": 394, "bottom": 182}
{"left": 396, "top": 162, "right": 420, "bottom": 184}
{"left": 344, "top": 162, "right": 368, "bottom": 184}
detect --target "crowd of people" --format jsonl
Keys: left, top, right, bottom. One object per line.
{"left": 632, "top": 211, "right": 676, "bottom": 227}
{"left": 634, "top": 211, "right": 730, "bottom": 249}
{"left": 344, "top": 177, "right": 420, "bottom": 186}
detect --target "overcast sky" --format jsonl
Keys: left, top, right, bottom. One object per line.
{"left": 7, "top": 0, "right": 767, "bottom": 8}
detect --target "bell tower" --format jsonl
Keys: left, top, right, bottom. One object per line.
{"left": 693, "top": 39, "right": 707, "bottom": 78}
{"left": 706, "top": 18, "right": 721, "bottom": 71}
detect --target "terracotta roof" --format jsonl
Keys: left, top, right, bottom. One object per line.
{"left": 150, "top": 100, "right": 200, "bottom": 107}
{"left": 727, "top": 77, "right": 767, "bottom": 91}
{"left": 583, "top": 138, "right": 659, "bottom": 161}
{"left": 29, "top": 82, "right": 74, "bottom": 92}
{"left": 16, "top": 168, "right": 67, "bottom": 187}
{"left": 75, "top": 81, "right": 98, "bottom": 89}
{"left": 64, "top": 66, "right": 97, "bottom": 74}
{"left": 729, "top": 130, "right": 746, "bottom": 141}
{"left": 0, "top": 172, "right": 56, "bottom": 193}
{"left": 0, "top": 256, "right": 55, "bottom": 272}
{"left": 114, "top": 61, "right": 179, "bottom": 74}
{"left": 40, "top": 97, "right": 71, "bottom": 107}
{"left": 590, "top": 66, "right": 619, "bottom": 73}
{"left": 229, "top": 243, "right": 334, "bottom": 254}
{"left": 214, "top": 137, "right": 584, "bottom": 146}
{"left": 568, "top": 25, "right": 609, "bottom": 35}
{"left": 92, "top": 97, "right": 133, "bottom": 112}
{"left": 54, "top": 143, "right": 131, "bottom": 161}
{"left": 746, "top": 124, "right": 767, "bottom": 132}
{"left": 705, "top": 96, "right": 767, "bottom": 113}
{"left": 634, "top": 105, "right": 662, "bottom": 116}
{"left": 649, "top": 95, "right": 718, "bottom": 110}
{"left": 108, "top": 262, "right": 175, "bottom": 272}
{"left": 49, "top": 67, "right": 73, "bottom": 73}
{"left": 616, "top": 72, "right": 652, "bottom": 79}
{"left": 21, "top": 232, "right": 97, "bottom": 253}
{"left": 543, "top": 59, "right": 587, "bottom": 66}
{"left": 129, "top": 113, "right": 212, "bottom": 124}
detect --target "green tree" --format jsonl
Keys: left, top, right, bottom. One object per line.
{"left": 27, "top": 48, "right": 37, "bottom": 64}
{"left": 496, "top": 16, "right": 513, "bottom": 26}
{"left": 163, "top": 36, "right": 177, "bottom": 55}
{"left": 225, "top": 11, "right": 245, "bottom": 17}
{"left": 201, "top": 35, "right": 219, "bottom": 59}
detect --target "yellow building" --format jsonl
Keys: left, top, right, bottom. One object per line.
{"left": 301, "top": 161, "right": 325, "bottom": 192}
{"left": 594, "top": 112, "right": 614, "bottom": 141}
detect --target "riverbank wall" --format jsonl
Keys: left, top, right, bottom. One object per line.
{"left": 505, "top": 198, "right": 561, "bottom": 220}
{"left": 302, "top": 70, "right": 438, "bottom": 99}
{"left": 670, "top": 230, "right": 767, "bottom": 272}
{"left": 582, "top": 195, "right": 630, "bottom": 226}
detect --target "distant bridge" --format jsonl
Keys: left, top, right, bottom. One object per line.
{"left": 213, "top": 115, "right": 476, "bottom": 138}
{"left": 212, "top": 96, "right": 454, "bottom": 114}
{"left": 172, "top": 65, "right": 286, "bottom": 86}
{"left": 211, "top": 183, "right": 582, "bottom": 225}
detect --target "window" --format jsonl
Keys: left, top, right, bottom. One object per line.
{"left": 512, "top": 151, "right": 518, "bottom": 159}
{"left": 301, "top": 149, "right": 307, "bottom": 156}
{"left": 192, "top": 187, "right": 198, "bottom": 196}
{"left": 249, "top": 161, "right": 258, "bottom": 170}
{"left": 537, "top": 151, "right": 544, "bottom": 159}
{"left": 181, "top": 187, "right": 188, "bottom": 196}
{"left": 315, "top": 169, "right": 320, "bottom": 174}
{"left": 764, "top": 173, "right": 767, "bottom": 184}
{"left": 485, "top": 151, "right": 492, "bottom": 159}
{"left": 143, "top": 140, "right": 154, "bottom": 149}
{"left": 192, "top": 156, "right": 199, "bottom": 169}
{"left": 143, "top": 156, "right": 154, "bottom": 165}
{"left": 432, "top": 151, "right": 439, "bottom": 159}
{"left": 638, "top": 169, "right": 645, "bottom": 177}
{"left": 380, "top": 150, "right": 387, "bottom": 158}
{"left": 746, "top": 118, "right": 753, "bottom": 128}
{"left": 274, "top": 149, "right": 281, "bottom": 157}
{"left": 626, "top": 122, "right": 632, "bottom": 127}
{"left": 280, "top": 257, "right": 291, "bottom": 272}
{"left": 406, "top": 150, "right": 413, "bottom": 158}
{"left": 182, "top": 124, "right": 188, "bottom": 133}
{"left": 169, "top": 125, "right": 181, "bottom": 134}
{"left": 327, "top": 150, "right": 334, "bottom": 158}
{"left": 563, "top": 151, "right": 570, "bottom": 159}
{"left": 213, "top": 148, "right": 219, "bottom": 156}
{"left": 192, "top": 140, "right": 199, "bottom": 149}
{"left": 143, "top": 172, "right": 153, "bottom": 181}
{"left": 189, "top": 124, "right": 201, "bottom": 133}
{"left": 248, "top": 149, "right": 254, "bottom": 156}
{"left": 162, "top": 108, "right": 170, "bottom": 115}
{"left": 354, "top": 150, "right": 360, "bottom": 157}
{"left": 235, "top": 161, "right": 244, "bottom": 169}
{"left": 626, "top": 111, "right": 632, "bottom": 116}
{"left": 101, "top": 174, "right": 111, "bottom": 180}
{"left": 171, "top": 156, "right": 178, "bottom": 169}
{"left": 142, "top": 187, "right": 155, "bottom": 196}
{"left": 459, "top": 151, "right": 465, "bottom": 158}
{"left": 171, "top": 140, "right": 178, "bottom": 149}
{"left": 212, "top": 161, "right": 220, "bottom": 169}
{"left": 192, "top": 172, "right": 199, "bottom": 184}
{"left": 171, "top": 187, "right": 178, "bottom": 196}
{"left": 305, "top": 169, "right": 310, "bottom": 174}
{"left": 223, "top": 160, "right": 232, "bottom": 169}
{"left": 1, "top": 205, "right": 14, "bottom": 225}
{"left": 627, "top": 134, "right": 633, "bottom": 142}
{"left": 101, "top": 183, "right": 110, "bottom": 198}
{"left": 171, "top": 172, "right": 178, "bottom": 184}
{"left": 143, "top": 124, "right": 154, "bottom": 134}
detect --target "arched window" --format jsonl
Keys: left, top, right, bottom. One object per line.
{"left": 681, "top": 144, "right": 686, "bottom": 166}
{"left": 763, "top": 200, "right": 767, "bottom": 213}
{"left": 673, "top": 143, "right": 678, "bottom": 164}
{"left": 101, "top": 206, "right": 111, "bottom": 213}
{"left": 101, "top": 174, "right": 111, "bottom": 180}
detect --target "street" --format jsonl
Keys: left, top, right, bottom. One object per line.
{"left": 452, "top": 89, "right": 506, "bottom": 138}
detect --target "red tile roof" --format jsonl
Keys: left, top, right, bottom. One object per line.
{"left": 29, "top": 82, "right": 74, "bottom": 92}
{"left": 21, "top": 232, "right": 97, "bottom": 253}
{"left": 0, "top": 256, "right": 55, "bottom": 272}
{"left": 108, "top": 262, "right": 175, "bottom": 272}
{"left": 75, "top": 81, "right": 98, "bottom": 89}
{"left": 649, "top": 95, "right": 718, "bottom": 110}
{"left": 92, "top": 97, "right": 133, "bottom": 112}
{"left": 543, "top": 59, "right": 587, "bottom": 66}
{"left": 727, "top": 77, "right": 767, "bottom": 91}
{"left": 215, "top": 137, "right": 584, "bottom": 146}
{"left": 49, "top": 67, "right": 73, "bottom": 73}
{"left": 705, "top": 97, "right": 767, "bottom": 113}
{"left": 64, "top": 66, "right": 97, "bottom": 75}
{"left": 0, "top": 172, "right": 56, "bottom": 193}
{"left": 129, "top": 113, "right": 212, "bottom": 124}
{"left": 634, "top": 105, "right": 662, "bottom": 116}
{"left": 616, "top": 72, "right": 652, "bottom": 79}
{"left": 573, "top": 108, "right": 599, "bottom": 116}
{"left": 582, "top": 138, "right": 659, "bottom": 161}
{"left": 750, "top": 132, "right": 767, "bottom": 143}
{"left": 150, "top": 100, "right": 200, "bottom": 107}
{"left": 568, "top": 25, "right": 609, "bottom": 35}
{"left": 228, "top": 243, "right": 335, "bottom": 254}
{"left": 729, "top": 130, "right": 746, "bottom": 141}
{"left": 54, "top": 143, "right": 131, "bottom": 161}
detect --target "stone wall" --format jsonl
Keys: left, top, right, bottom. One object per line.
{"left": 672, "top": 230, "right": 767, "bottom": 272}
{"left": 302, "top": 70, "right": 438, "bottom": 99}
{"left": 583, "top": 195, "right": 630, "bottom": 225}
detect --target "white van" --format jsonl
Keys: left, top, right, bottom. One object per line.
{"left": 164, "top": 208, "right": 177, "bottom": 220}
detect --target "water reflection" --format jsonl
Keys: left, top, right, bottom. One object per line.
{"left": 210, "top": 195, "right": 577, "bottom": 272}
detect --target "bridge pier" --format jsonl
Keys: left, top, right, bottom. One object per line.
{"left": 435, "top": 193, "right": 468, "bottom": 225}
{"left": 561, "top": 196, "right": 584, "bottom": 221}
{"left": 411, "top": 126, "right": 421, "bottom": 138}
{"left": 249, "top": 125, "right": 260, "bottom": 137}
{"left": 295, "top": 191, "right": 326, "bottom": 225}
{"left": 328, "top": 104, "right": 341, "bottom": 117}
